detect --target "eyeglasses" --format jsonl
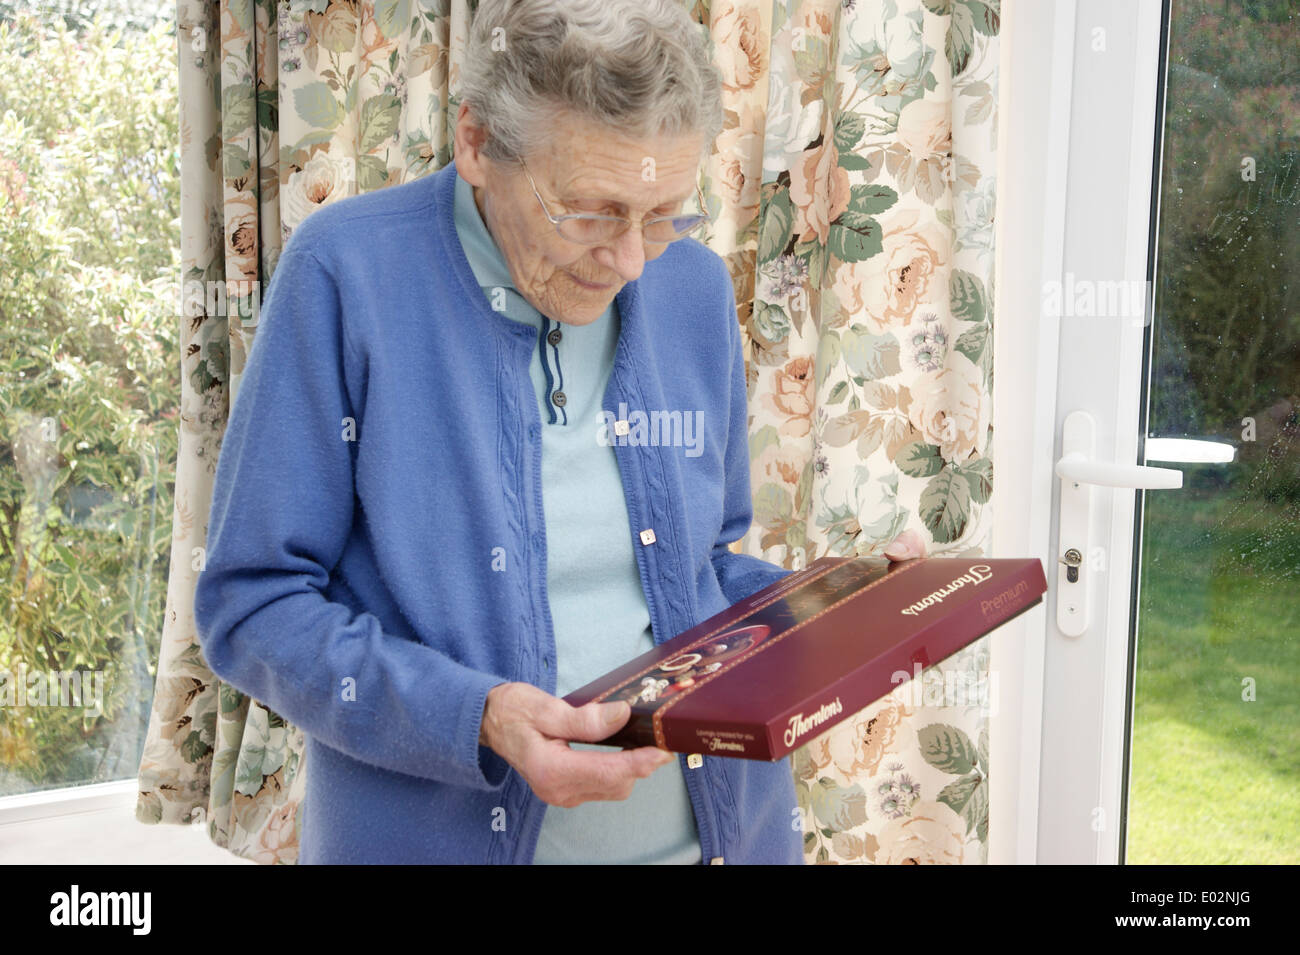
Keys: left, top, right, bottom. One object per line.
{"left": 518, "top": 158, "right": 710, "bottom": 246}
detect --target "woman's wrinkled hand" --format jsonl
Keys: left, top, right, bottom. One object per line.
{"left": 478, "top": 682, "right": 674, "bottom": 808}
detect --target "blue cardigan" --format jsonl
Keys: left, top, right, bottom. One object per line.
{"left": 194, "top": 157, "right": 802, "bottom": 864}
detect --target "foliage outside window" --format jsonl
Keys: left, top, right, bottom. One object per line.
{"left": 0, "top": 8, "right": 179, "bottom": 795}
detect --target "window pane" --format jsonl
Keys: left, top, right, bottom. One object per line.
{"left": 1129, "top": 0, "right": 1298, "bottom": 863}
{"left": 0, "top": 6, "right": 178, "bottom": 798}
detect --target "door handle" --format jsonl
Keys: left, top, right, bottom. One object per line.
{"left": 1055, "top": 453, "right": 1183, "bottom": 489}
{"left": 1054, "top": 410, "right": 1183, "bottom": 636}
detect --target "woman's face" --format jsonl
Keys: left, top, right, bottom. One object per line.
{"left": 453, "top": 101, "right": 706, "bottom": 326}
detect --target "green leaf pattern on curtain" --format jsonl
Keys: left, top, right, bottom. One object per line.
{"left": 701, "top": 0, "right": 1000, "bottom": 865}
{"left": 138, "top": 0, "right": 998, "bottom": 865}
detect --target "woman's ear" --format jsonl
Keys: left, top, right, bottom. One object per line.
{"left": 453, "top": 101, "right": 491, "bottom": 187}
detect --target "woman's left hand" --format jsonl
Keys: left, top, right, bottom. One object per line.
{"left": 882, "top": 528, "right": 927, "bottom": 562}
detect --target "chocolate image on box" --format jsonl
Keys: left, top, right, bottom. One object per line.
{"left": 604, "top": 623, "right": 774, "bottom": 713}
{"left": 565, "top": 555, "right": 1048, "bottom": 760}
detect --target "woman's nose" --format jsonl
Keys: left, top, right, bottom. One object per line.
{"left": 599, "top": 225, "right": 647, "bottom": 282}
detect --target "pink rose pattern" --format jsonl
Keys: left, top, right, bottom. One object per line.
{"left": 697, "top": 0, "right": 1000, "bottom": 865}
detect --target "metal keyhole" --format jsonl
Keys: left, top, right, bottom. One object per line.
{"left": 1061, "top": 548, "right": 1083, "bottom": 583}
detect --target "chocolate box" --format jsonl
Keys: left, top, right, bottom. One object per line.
{"left": 563, "top": 555, "right": 1047, "bottom": 761}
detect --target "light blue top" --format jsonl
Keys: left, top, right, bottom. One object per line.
{"left": 193, "top": 157, "right": 801, "bottom": 864}
{"left": 451, "top": 172, "right": 701, "bottom": 864}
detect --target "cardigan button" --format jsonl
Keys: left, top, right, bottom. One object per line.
{"left": 639, "top": 528, "right": 656, "bottom": 545}
{"left": 686, "top": 753, "right": 703, "bottom": 769}
{"left": 613, "top": 419, "right": 630, "bottom": 436}
{"left": 709, "top": 856, "right": 724, "bottom": 865}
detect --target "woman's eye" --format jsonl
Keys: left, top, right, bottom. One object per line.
{"left": 564, "top": 200, "right": 682, "bottom": 217}
{"left": 567, "top": 200, "right": 617, "bottom": 215}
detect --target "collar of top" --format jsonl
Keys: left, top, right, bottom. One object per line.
{"left": 452, "top": 167, "right": 520, "bottom": 295}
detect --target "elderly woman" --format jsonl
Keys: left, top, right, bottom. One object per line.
{"left": 195, "top": 0, "right": 923, "bottom": 864}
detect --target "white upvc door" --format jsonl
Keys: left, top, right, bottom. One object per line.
{"left": 1030, "top": 0, "right": 1171, "bottom": 864}
{"left": 995, "top": 0, "right": 1298, "bottom": 866}
{"left": 995, "top": 0, "right": 1172, "bottom": 865}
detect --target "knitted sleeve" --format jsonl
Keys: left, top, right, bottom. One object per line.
{"left": 194, "top": 241, "right": 510, "bottom": 791}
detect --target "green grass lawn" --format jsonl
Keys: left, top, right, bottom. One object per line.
{"left": 1126, "top": 482, "right": 1300, "bottom": 863}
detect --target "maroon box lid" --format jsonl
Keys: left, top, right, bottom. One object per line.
{"left": 565, "top": 555, "right": 1047, "bottom": 760}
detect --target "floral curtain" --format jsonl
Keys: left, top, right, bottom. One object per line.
{"left": 137, "top": 0, "right": 999, "bottom": 865}
{"left": 707, "top": 0, "right": 1001, "bottom": 865}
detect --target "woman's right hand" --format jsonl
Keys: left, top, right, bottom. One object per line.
{"left": 478, "top": 682, "right": 675, "bottom": 807}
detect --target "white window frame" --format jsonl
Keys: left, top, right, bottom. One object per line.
{"left": 0, "top": 778, "right": 140, "bottom": 826}
{"left": 987, "top": 0, "right": 1078, "bottom": 865}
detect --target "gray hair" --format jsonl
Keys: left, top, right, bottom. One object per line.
{"left": 458, "top": 0, "right": 724, "bottom": 164}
